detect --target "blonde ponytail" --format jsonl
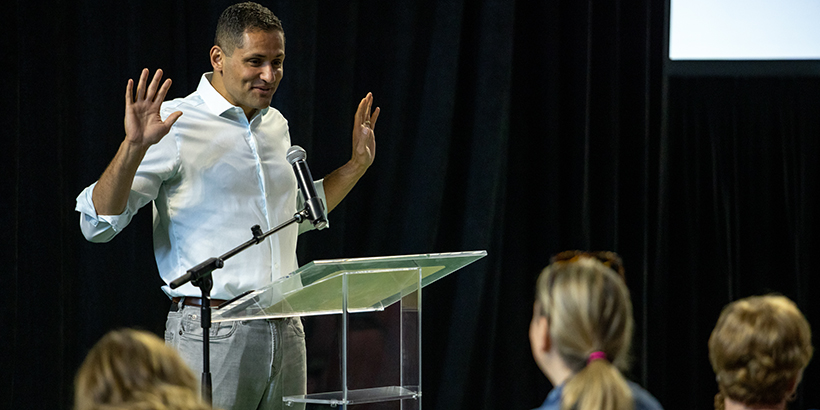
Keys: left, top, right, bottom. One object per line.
{"left": 535, "top": 254, "right": 635, "bottom": 410}
{"left": 562, "top": 359, "right": 633, "bottom": 410}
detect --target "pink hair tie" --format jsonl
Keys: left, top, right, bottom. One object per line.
{"left": 587, "top": 351, "right": 608, "bottom": 364}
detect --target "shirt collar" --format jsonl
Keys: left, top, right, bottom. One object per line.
{"left": 198, "top": 72, "right": 270, "bottom": 120}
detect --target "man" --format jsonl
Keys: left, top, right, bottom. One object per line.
{"left": 75, "top": 3, "right": 379, "bottom": 409}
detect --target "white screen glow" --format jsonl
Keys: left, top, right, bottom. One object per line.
{"left": 669, "top": 0, "right": 820, "bottom": 60}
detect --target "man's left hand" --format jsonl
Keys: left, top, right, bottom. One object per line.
{"left": 350, "top": 92, "right": 380, "bottom": 170}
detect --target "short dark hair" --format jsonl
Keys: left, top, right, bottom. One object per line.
{"left": 215, "top": 2, "right": 283, "bottom": 55}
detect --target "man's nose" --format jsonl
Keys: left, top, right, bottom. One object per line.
{"left": 260, "top": 65, "right": 274, "bottom": 82}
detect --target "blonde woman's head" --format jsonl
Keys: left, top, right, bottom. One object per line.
{"left": 74, "top": 328, "right": 212, "bottom": 410}
{"left": 530, "top": 251, "right": 634, "bottom": 410}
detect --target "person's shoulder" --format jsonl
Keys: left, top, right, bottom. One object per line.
{"left": 531, "top": 386, "right": 561, "bottom": 410}
{"left": 260, "top": 106, "right": 289, "bottom": 130}
{"left": 531, "top": 399, "right": 558, "bottom": 410}
{"left": 263, "top": 106, "right": 287, "bottom": 121}
{"left": 161, "top": 90, "right": 205, "bottom": 114}
{"left": 627, "top": 381, "right": 664, "bottom": 410}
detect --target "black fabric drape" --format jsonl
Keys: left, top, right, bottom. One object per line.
{"left": 4, "top": 1, "right": 819, "bottom": 409}
{"left": 656, "top": 77, "right": 820, "bottom": 408}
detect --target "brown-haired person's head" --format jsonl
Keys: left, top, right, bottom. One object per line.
{"left": 709, "top": 295, "right": 813, "bottom": 410}
{"left": 74, "top": 328, "right": 213, "bottom": 410}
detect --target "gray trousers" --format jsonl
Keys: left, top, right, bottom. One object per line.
{"left": 165, "top": 301, "right": 307, "bottom": 410}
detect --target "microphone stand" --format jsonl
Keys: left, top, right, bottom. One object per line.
{"left": 169, "top": 209, "right": 312, "bottom": 404}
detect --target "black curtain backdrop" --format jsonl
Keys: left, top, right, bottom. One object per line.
{"left": 657, "top": 77, "right": 820, "bottom": 409}
{"left": 3, "top": 1, "right": 819, "bottom": 409}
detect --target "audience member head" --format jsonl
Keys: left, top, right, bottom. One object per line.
{"left": 215, "top": 2, "right": 283, "bottom": 55}
{"left": 709, "top": 295, "right": 813, "bottom": 410}
{"left": 74, "top": 328, "right": 212, "bottom": 410}
{"left": 529, "top": 250, "right": 634, "bottom": 410}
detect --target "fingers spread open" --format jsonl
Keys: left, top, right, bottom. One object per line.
{"left": 164, "top": 110, "right": 183, "bottom": 130}
{"left": 356, "top": 95, "right": 368, "bottom": 124}
{"left": 156, "top": 78, "right": 173, "bottom": 104}
{"left": 125, "top": 78, "right": 134, "bottom": 107}
{"left": 369, "top": 107, "right": 380, "bottom": 130}
{"left": 136, "top": 68, "right": 149, "bottom": 101}
{"left": 146, "top": 69, "right": 163, "bottom": 102}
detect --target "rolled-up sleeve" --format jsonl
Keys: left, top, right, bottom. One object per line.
{"left": 75, "top": 181, "right": 161, "bottom": 243}
{"left": 76, "top": 182, "right": 131, "bottom": 242}
{"left": 75, "top": 128, "right": 179, "bottom": 243}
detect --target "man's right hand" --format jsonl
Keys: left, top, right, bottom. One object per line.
{"left": 124, "top": 68, "right": 182, "bottom": 150}
{"left": 91, "top": 69, "right": 182, "bottom": 216}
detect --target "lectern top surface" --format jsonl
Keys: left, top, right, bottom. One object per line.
{"left": 211, "top": 250, "right": 487, "bottom": 322}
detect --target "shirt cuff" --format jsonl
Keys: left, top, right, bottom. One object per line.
{"left": 75, "top": 183, "right": 132, "bottom": 242}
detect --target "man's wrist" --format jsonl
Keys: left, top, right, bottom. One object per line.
{"left": 120, "top": 138, "right": 151, "bottom": 162}
{"left": 342, "top": 158, "right": 370, "bottom": 178}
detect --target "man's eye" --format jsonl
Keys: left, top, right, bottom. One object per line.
{"left": 248, "top": 59, "right": 261, "bottom": 66}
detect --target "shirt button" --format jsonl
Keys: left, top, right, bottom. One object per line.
{"left": 274, "top": 263, "right": 280, "bottom": 270}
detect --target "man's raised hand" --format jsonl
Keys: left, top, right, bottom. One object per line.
{"left": 350, "top": 92, "right": 380, "bottom": 170}
{"left": 124, "top": 68, "right": 182, "bottom": 149}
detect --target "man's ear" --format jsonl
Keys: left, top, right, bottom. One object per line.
{"left": 210, "top": 45, "right": 225, "bottom": 72}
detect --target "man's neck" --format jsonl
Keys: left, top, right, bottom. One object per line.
{"left": 208, "top": 72, "right": 258, "bottom": 120}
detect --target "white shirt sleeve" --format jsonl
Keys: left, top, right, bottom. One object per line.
{"left": 75, "top": 182, "right": 127, "bottom": 243}
{"left": 75, "top": 129, "right": 180, "bottom": 243}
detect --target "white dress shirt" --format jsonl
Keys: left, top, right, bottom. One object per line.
{"left": 76, "top": 73, "right": 326, "bottom": 300}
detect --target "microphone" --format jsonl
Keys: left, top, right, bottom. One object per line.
{"left": 286, "top": 146, "right": 328, "bottom": 230}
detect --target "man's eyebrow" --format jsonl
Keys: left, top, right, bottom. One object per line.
{"left": 245, "top": 52, "right": 285, "bottom": 59}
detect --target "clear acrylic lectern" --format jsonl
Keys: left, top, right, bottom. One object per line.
{"left": 211, "top": 251, "right": 486, "bottom": 409}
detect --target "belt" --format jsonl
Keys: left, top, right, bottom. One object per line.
{"left": 171, "top": 297, "right": 227, "bottom": 308}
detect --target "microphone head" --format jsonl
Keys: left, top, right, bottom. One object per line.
{"left": 286, "top": 146, "right": 307, "bottom": 164}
